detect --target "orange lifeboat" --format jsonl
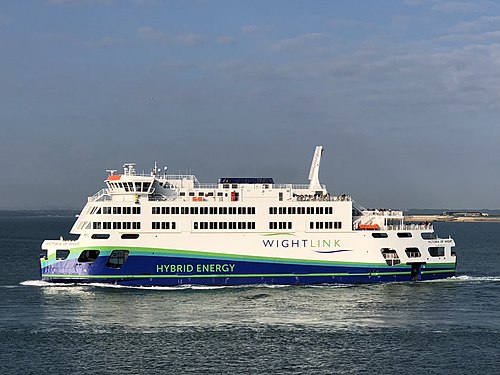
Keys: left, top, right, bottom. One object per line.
{"left": 359, "top": 224, "right": 380, "bottom": 230}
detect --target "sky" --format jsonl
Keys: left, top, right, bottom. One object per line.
{"left": 1, "top": 0, "right": 500, "bottom": 209}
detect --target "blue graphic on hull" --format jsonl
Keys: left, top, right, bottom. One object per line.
{"left": 41, "top": 254, "right": 456, "bottom": 286}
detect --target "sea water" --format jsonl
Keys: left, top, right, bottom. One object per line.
{"left": 0, "top": 216, "right": 499, "bottom": 374}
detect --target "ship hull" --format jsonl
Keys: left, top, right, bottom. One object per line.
{"left": 41, "top": 249, "right": 456, "bottom": 286}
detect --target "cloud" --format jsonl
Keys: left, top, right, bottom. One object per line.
{"left": 448, "top": 15, "right": 500, "bottom": 33}
{"left": 159, "top": 60, "right": 198, "bottom": 71}
{"left": 217, "top": 35, "right": 236, "bottom": 45}
{"left": 85, "top": 36, "right": 125, "bottom": 48}
{"left": 271, "top": 33, "right": 330, "bottom": 51}
{"left": 438, "top": 30, "right": 500, "bottom": 43}
{"left": 241, "top": 25, "right": 272, "bottom": 34}
{"left": 431, "top": 1, "right": 484, "bottom": 13}
{"left": 46, "top": 0, "right": 115, "bottom": 5}
{"left": 137, "top": 26, "right": 208, "bottom": 46}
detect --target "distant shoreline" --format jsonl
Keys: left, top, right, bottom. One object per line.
{"left": 406, "top": 215, "right": 500, "bottom": 223}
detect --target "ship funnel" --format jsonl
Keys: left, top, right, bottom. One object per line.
{"left": 308, "top": 145, "right": 324, "bottom": 191}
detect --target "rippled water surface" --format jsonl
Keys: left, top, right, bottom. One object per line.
{"left": 0, "top": 217, "right": 499, "bottom": 374}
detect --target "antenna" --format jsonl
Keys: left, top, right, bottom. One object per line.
{"left": 308, "top": 145, "right": 324, "bottom": 191}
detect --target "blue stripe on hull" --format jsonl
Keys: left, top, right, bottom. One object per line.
{"left": 41, "top": 254, "right": 455, "bottom": 285}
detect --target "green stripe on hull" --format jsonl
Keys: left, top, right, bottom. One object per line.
{"left": 42, "top": 271, "right": 413, "bottom": 279}
{"left": 43, "top": 245, "right": 409, "bottom": 269}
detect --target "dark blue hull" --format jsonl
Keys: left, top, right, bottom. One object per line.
{"left": 41, "top": 252, "right": 456, "bottom": 286}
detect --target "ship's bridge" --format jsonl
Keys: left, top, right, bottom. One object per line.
{"left": 101, "top": 163, "right": 155, "bottom": 198}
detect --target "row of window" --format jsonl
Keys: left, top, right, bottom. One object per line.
{"left": 269, "top": 206, "right": 334, "bottom": 215}
{"left": 93, "top": 222, "right": 141, "bottom": 230}
{"left": 90, "top": 206, "right": 141, "bottom": 215}
{"left": 269, "top": 222, "right": 292, "bottom": 230}
{"left": 382, "top": 246, "right": 447, "bottom": 266}
{"left": 152, "top": 206, "right": 256, "bottom": 215}
{"left": 108, "top": 181, "right": 151, "bottom": 193}
{"left": 309, "top": 221, "right": 342, "bottom": 230}
{"left": 372, "top": 232, "right": 438, "bottom": 239}
{"left": 194, "top": 222, "right": 256, "bottom": 230}
{"left": 53, "top": 249, "right": 130, "bottom": 268}
{"left": 152, "top": 222, "right": 177, "bottom": 230}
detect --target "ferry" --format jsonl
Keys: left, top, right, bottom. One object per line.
{"left": 40, "top": 146, "right": 456, "bottom": 286}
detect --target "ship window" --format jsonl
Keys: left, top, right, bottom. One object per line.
{"left": 103, "top": 222, "right": 111, "bottom": 229}
{"left": 123, "top": 183, "right": 129, "bottom": 192}
{"left": 279, "top": 192, "right": 283, "bottom": 201}
{"left": 78, "top": 250, "right": 100, "bottom": 263}
{"left": 106, "top": 250, "right": 130, "bottom": 269}
{"left": 189, "top": 192, "right": 195, "bottom": 197}
{"left": 102, "top": 207, "right": 111, "bottom": 214}
{"left": 152, "top": 207, "right": 160, "bottom": 214}
{"left": 223, "top": 184, "right": 230, "bottom": 189}
{"left": 121, "top": 233, "right": 139, "bottom": 239}
{"left": 229, "top": 207, "right": 236, "bottom": 215}
{"left": 162, "top": 207, "right": 170, "bottom": 215}
{"left": 113, "top": 222, "right": 121, "bottom": 229}
{"left": 298, "top": 207, "right": 305, "bottom": 214}
{"left": 128, "top": 182, "right": 134, "bottom": 191}
{"left": 372, "top": 233, "right": 388, "bottom": 238}
{"left": 91, "top": 234, "right": 110, "bottom": 239}
{"left": 405, "top": 247, "right": 421, "bottom": 258}
{"left": 210, "top": 207, "right": 217, "bottom": 214}
{"left": 194, "top": 222, "right": 199, "bottom": 230}
{"left": 40, "top": 250, "right": 48, "bottom": 260}
{"left": 133, "top": 207, "right": 141, "bottom": 214}
{"left": 326, "top": 207, "right": 333, "bottom": 215}
{"left": 143, "top": 182, "right": 151, "bottom": 192}
{"left": 217, "top": 192, "right": 223, "bottom": 196}
{"left": 113, "top": 207, "right": 122, "bottom": 215}
{"left": 172, "top": 222, "right": 176, "bottom": 229}
{"left": 421, "top": 232, "right": 437, "bottom": 240}
{"left": 207, "top": 192, "right": 214, "bottom": 196}
{"left": 179, "top": 192, "right": 186, "bottom": 196}
{"left": 397, "top": 232, "right": 412, "bottom": 238}
{"left": 93, "top": 222, "right": 102, "bottom": 230}
{"left": 380, "top": 248, "right": 400, "bottom": 266}
{"left": 307, "top": 207, "right": 314, "bottom": 214}
{"left": 123, "top": 207, "right": 131, "bottom": 215}
{"left": 56, "top": 249, "right": 70, "bottom": 260}
{"left": 451, "top": 247, "right": 456, "bottom": 256}
{"left": 429, "top": 246, "right": 445, "bottom": 257}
